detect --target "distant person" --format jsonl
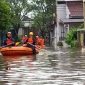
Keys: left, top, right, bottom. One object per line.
{"left": 40, "top": 36, "right": 45, "bottom": 48}
{"left": 36, "top": 36, "right": 45, "bottom": 48}
{"left": 35, "top": 36, "right": 41, "bottom": 45}
{"left": 21, "top": 35, "right": 28, "bottom": 44}
{"left": 3, "top": 32, "right": 15, "bottom": 46}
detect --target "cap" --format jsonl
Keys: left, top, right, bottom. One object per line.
{"left": 7, "top": 32, "right": 11, "bottom": 34}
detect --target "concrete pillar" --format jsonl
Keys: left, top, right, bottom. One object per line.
{"left": 81, "top": 1, "right": 85, "bottom": 47}
{"left": 80, "top": 33, "right": 84, "bottom": 47}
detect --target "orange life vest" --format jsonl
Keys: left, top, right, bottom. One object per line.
{"left": 28, "top": 37, "right": 33, "bottom": 44}
{"left": 36, "top": 37, "right": 44, "bottom": 46}
{"left": 36, "top": 37, "right": 41, "bottom": 45}
{"left": 6, "top": 38, "right": 13, "bottom": 45}
{"left": 40, "top": 38, "right": 44, "bottom": 46}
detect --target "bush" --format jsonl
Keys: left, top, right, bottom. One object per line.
{"left": 70, "top": 40, "right": 79, "bottom": 47}
{"left": 65, "top": 27, "right": 77, "bottom": 47}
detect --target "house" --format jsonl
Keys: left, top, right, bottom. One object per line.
{"left": 18, "top": 16, "right": 33, "bottom": 37}
{"left": 56, "top": 0, "right": 83, "bottom": 42}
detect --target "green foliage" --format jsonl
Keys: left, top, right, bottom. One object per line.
{"left": 65, "top": 27, "right": 78, "bottom": 47}
{"left": 7, "top": 0, "right": 33, "bottom": 29}
{"left": 0, "top": 0, "right": 11, "bottom": 30}
{"left": 32, "top": 0, "right": 56, "bottom": 31}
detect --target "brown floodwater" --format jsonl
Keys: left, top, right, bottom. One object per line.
{"left": 0, "top": 48, "right": 85, "bottom": 85}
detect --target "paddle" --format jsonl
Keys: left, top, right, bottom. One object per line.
{"left": 0, "top": 42, "right": 21, "bottom": 48}
{"left": 27, "top": 42, "right": 41, "bottom": 50}
{"left": 0, "top": 43, "right": 14, "bottom": 50}
{"left": 15, "top": 42, "right": 21, "bottom": 46}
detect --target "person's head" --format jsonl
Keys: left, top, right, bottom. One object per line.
{"left": 36, "top": 36, "right": 39, "bottom": 38}
{"left": 7, "top": 32, "right": 12, "bottom": 38}
{"left": 25, "top": 35, "right": 27, "bottom": 37}
{"left": 29, "top": 32, "right": 33, "bottom": 37}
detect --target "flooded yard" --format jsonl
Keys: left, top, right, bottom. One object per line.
{"left": 0, "top": 48, "right": 85, "bottom": 85}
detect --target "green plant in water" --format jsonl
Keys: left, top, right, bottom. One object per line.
{"left": 65, "top": 27, "right": 78, "bottom": 47}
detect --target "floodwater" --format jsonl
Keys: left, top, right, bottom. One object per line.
{"left": 0, "top": 47, "right": 85, "bottom": 85}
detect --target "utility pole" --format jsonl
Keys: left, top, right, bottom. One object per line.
{"left": 53, "top": 0, "right": 57, "bottom": 49}
{"left": 54, "top": 0, "right": 60, "bottom": 49}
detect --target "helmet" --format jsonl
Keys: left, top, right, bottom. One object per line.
{"left": 29, "top": 32, "right": 33, "bottom": 35}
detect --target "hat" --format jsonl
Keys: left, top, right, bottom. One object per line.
{"left": 29, "top": 32, "right": 33, "bottom": 35}
{"left": 7, "top": 32, "right": 11, "bottom": 34}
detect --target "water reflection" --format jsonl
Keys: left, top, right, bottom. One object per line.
{"left": 0, "top": 48, "right": 85, "bottom": 85}
{"left": 4, "top": 55, "right": 36, "bottom": 70}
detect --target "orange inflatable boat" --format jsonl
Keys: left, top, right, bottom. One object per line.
{"left": 0, "top": 46, "right": 39, "bottom": 56}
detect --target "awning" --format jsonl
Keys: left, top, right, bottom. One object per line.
{"left": 60, "top": 19, "right": 84, "bottom": 24}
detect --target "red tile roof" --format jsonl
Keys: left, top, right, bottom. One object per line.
{"left": 67, "top": 2, "right": 83, "bottom": 16}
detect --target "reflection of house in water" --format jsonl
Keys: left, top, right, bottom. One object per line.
{"left": 18, "top": 16, "right": 33, "bottom": 37}
{"left": 56, "top": 0, "right": 83, "bottom": 41}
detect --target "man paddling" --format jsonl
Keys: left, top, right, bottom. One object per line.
{"left": 3, "top": 32, "right": 15, "bottom": 46}
{"left": 23, "top": 32, "right": 36, "bottom": 54}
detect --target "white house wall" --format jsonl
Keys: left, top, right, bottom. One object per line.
{"left": 57, "top": 3, "right": 67, "bottom": 41}
{"left": 18, "top": 28, "right": 24, "bottom": 37}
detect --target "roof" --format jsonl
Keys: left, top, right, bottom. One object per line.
{"left": 60, "top": 18, "right": 84, "bottom": 23}
{"left": 22, "top": 16, "right": 33, "bottom": 21}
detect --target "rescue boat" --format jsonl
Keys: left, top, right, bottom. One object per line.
{"left": 0, "top": 46, "right": 39, "bottom": 56}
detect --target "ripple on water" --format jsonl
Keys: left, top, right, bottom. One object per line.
{"left": 0, "top": 49, "right": 85, "bottom": 85}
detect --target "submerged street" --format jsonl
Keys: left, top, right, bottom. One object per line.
{"left": 0, "top": 48, "right": 85, "bottom": 85}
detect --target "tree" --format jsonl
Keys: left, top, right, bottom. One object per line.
{"left": 0, "top": 0, "right": 12, "bottom": 45}
{"left": 31, "top": 0, "right": 56, "bottom": 45}
{"left": 32, "top": 0, "right": 56, "bottom": 34}
{"left": 7, "top": 0, "right": 33, "bottom": 33}
{"left": 0, "top": 0, "right": 11, "bottom": 30}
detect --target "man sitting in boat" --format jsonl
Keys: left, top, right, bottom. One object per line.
{"left": 23, "top": 32, "right": 36, "bottom": 54}
{"left": 21, "top": 35, "right": 28, "bottom": 44}
{"left": 3, "top": 32, "right": 15, "bottom": 46}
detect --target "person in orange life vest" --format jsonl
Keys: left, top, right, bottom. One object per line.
{"left": 39, "top": 36, "right": 45, "bottom": 47}
{"left": 35, "top": 36, "right": 41, "bottom": 45}
{"left": 36, "top": 36, "right": 45, "bottom": 47}
{"left": 3, "top": 32, "right": 15, "bottom": 46}
{"left": 21, "top": 35, "right": 28, "bottom": 44}
{"left": 23, "top": 32, "right": 36, "bottom": 54}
